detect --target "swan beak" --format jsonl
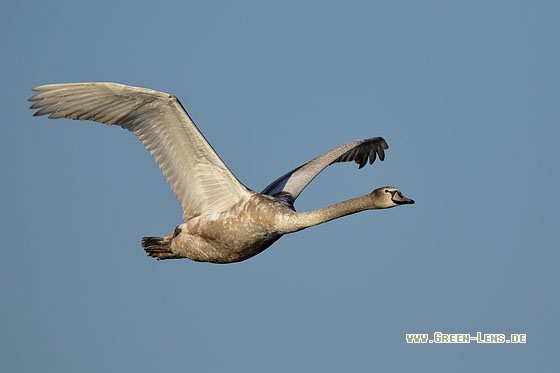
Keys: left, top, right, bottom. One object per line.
{"left": 393, "top": 192, "right": 415, "bottom": 205}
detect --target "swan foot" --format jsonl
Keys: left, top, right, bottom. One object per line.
{"left": 142, "top": 226, "right": 183, "bottom": 260}
{"left": 142, "top": 235, "right": 176, "bottom": 260}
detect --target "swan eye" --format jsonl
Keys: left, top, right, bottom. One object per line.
{"left": 385, "top": 189, "right": 398, "bottom": 198}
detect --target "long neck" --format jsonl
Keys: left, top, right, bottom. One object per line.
{"left": 286, "top": 194, "right": 383, "bottom": 233}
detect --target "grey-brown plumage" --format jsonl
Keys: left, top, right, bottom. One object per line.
{"left": 28, "top": 82, "right": 414, "bottom": 264}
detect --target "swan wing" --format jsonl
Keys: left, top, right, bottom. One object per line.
{"left": 261, "top": 137, "right": 388, "bottom": 203}
{"left": 29, "top": 82, "right": 250, "bottom": 221}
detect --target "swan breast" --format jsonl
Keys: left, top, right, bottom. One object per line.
{"left": 171, "top": 193, "right": 294, "bottom": 263}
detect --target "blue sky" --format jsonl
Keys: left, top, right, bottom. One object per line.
{"left": 2, "top": 1, "right": 559, "bottom": 371}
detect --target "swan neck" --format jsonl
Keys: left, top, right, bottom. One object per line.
{"left": 289, "top": 194, "right": 380, "bottom": 232}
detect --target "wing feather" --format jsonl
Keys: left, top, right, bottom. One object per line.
{"left": 261, "top": 137, "right": 388, "bottom": 203}
{"left": 29, "top": 82, "right": 250, "bottom": 221}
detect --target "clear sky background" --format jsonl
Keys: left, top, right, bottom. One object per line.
{"left": 2, "top": 1, "right": 559, "bottom": 372}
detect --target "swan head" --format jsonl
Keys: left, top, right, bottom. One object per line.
{"left": 370, "top": 186, "right": 415, "bottom": 208}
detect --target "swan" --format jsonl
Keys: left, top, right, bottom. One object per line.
{"left": 28, "top": 82, "right": 414, "bottom": 264}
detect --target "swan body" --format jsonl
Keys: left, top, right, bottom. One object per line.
{"left": 29, "top": 82, "right": 414, "bottom": 263}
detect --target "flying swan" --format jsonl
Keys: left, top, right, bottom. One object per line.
{"left": 29, "top": 82, "right": 414, "bottom": 263}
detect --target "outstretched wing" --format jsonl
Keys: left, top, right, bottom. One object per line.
{"left": 261, "top": 137, "right": 388, "bottom": 204}
{"left": 29, "top": 82, "right": 251, "bottom": 221}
